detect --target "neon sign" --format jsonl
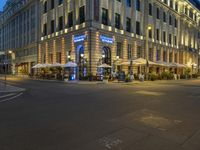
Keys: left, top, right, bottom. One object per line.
{"left": 73, "top": 35, "right": 86, "bottom": 43}
{"left": 100, "top": 35, "right": 114, "bottom": 44}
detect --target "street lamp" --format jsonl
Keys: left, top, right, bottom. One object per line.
{"left": 145, "top": 25, "right": 152, "bottom": 81}
{"left": 113, "top": 55, "right": 119, "bottom": 73}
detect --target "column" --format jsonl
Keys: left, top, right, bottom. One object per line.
{"left": 45, "top": 42, "right": 48, "bottom": 63}
{"left": 61, "top": 37, "right": 66, "bottom": 64}
{"left": 53, "top": 39, "right": 56, "bottom": 64}
{"left": 38, "top": 44, "right": 42, "bottom": 64}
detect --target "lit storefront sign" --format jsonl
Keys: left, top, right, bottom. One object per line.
{"left": 73, "top": 35, "right": 87, "bottom": 43}
{"left": 100, "top": 35, "right": 114, "bottom": 44}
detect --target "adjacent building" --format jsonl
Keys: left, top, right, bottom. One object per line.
{"left": 0, "top": 0, "right": 40, "bottom": 75}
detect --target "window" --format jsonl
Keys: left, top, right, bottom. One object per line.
{"left": 149, "top": 48, "right": 153, "bottom": 61}
{"left": 127, "top": 44, "right": 132, "bottom": 59}
{"left": 163, "top": 12, "right": 166, "bottom": 22}
{"left": 136, "top": 0, "right": 140, "bottom": 11}
{"left": 126, "top": 17, "right": 131, "bottom": 32}
{"left": 174, "top": 36, "right": 177, "bottom": 46}
{"left": 163, "top": 31, "right": 166, "bottom": 42}
{"left": 175, "top": 2, "right": 178, "bottom": 11}
{"left": 185, "top": 7, "right": 188, "bottom": 15}
{"left": 136, "top": 21, "right": 140, "bottom": 35}
{"left": 170, "top": 0, "right": 173, "bottom": 8}
{"left": 51, "top": 20, "right": 54, "bottom": 33}
{"left": 68, "top": 12, "right": 73, "bottom": 27}
{"left": 169, "top": 52, "right": 172, "bottom": 63}
{"left": 156, "top": 29, "right": 160, "bottom": 41}
{"left": 44, "top": 1, "right": 47, "bottom": 13}
{"left": 43, "top": 23, "right": 47, "bottom": 36}
{"left": 149, "top": 28, "right": 152, "bottom": 38}
{"left": 169, "top": 34, "right": 172, "bottom": 44}
{"left": 102, "top": 8, "right": 108, "bottom": 25}
{"left": 115, "top": 13, "right": 120, "bottom": 29}
{"left": 51, "top": 0, "right": 54, "bottom": 9}
{"left": 58, "top": 16, "right": 63, "bottom": 31}
{"left": 127, "top": 0, "right": 131, "bottom": 7}
{"left": 149, "top": 3, "right": 152, "bottom": 16}
{"left": 189, "top": 9, "right": 193, "bottom": 19}
{"left": 58, "top": 0, "right": 63, "bottom": 5}
{"left": 156, "top": 49, "right": 160, "bottom": 61}
{"left": 117, "top": 42, "right": 122, "bottom": 58}
{"left": 79, "top": 6, "right": 85, "bottom": 24}
{"left": 137, "top": 46, "right": 142, "bottom": 58}
{"left": 169, "top": 15, "right": 172, "bottom": 25}
{"left": 174, "top": 18, "right": 177, "bottom": 28}
{"left": 174, "top": 53, "right": 177, "bottom": 63}
{"left": 157, "top": 8, "right": 160, "bottom": 19}
{"left": 163, "top": 51, "right": 167, "bottom": 62}
{"left": 164, "top": 0, "right": 168, "bottom": 5}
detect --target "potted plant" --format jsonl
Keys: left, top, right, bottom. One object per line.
{"left": 103, "top": 75, "right": 109, "bottom": 83}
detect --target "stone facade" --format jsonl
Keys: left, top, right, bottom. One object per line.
{"left": 0, "top": 0, "right": 40, "bottom": 75}
{"left": 39, "top": 0, "right": 200, "bottom": 76}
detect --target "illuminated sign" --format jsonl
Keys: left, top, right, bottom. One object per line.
{"left": 73, "top": 35, "right": 86, "bottom": 43}
{"left": 100, "top": 35, "right": 114, "bottom": 44}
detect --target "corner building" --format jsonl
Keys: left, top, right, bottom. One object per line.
{"left": 39, "top": 0, "right": 200, "bottom": 76}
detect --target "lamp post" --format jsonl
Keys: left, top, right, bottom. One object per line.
{"left": 145, "top": 25, "right": 152, "bottom": 81}
{"left": 113, "top": 55, "right": 119, "bottom": 73}
{"left": 4, "top": 50, "right": 13, "bottom": 87}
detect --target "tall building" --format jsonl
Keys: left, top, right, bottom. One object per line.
{"left": 39, "top": 0, "right": 200, "bottom": 77}
{"left": 0, "top": 0, "right": 40, "bottom": 75}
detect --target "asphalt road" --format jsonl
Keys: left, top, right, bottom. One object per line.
{"left": 0, "top": 77, "right": 200, "bottom": 150}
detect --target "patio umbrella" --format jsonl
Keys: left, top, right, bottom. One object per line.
{"left": 51, "top": 63, "right": 62, "bottom": 67}
{"left": 62, "top": 61, "right": 78, "bottom": 68}
{"left": 32, "top": 64, "right": 43, "bottom": 69}
{"left": 42, "top": 63, "right": 52, "bottom": 68}
{"left": 97, "top": 63, "right": 112, "bottom": 68}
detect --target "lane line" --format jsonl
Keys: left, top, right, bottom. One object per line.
{"left": 0, "top": 92, "right": 23, "bottom": 103}
{"left": 0, "top": 93, "right": 16, "bottom": 98}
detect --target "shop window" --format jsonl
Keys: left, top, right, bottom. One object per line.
{"left": 117, "top": 42, "right": 122, "bottom": 58}
{"left": 127, "top": 44, "right": 132, "bottom": 60}
{"left": 137, "top": 46, "right": 142, "bottom": 58}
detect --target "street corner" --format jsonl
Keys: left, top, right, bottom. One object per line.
{"left": 0, "top": 83, "right": 25, "bottom": 103}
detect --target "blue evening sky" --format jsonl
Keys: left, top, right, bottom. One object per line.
{"left": 0, "top": 0, "right": 7, "bottom": 11}
{"left": 0, "top": 0, "right": 200, "bottom": 11}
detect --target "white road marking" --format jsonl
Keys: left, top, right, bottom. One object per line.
{"left": 0, "top": 92, "right": 23, "bottom": 103}
{"left": 0, "top": 93, "right": 16, "bottom": 98}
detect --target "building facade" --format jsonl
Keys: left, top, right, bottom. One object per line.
{"left": 39, "top": 0, "right": 200, "bottom": 78}
{"left": 0, "top": 0, "right": 40, "bottom": 75}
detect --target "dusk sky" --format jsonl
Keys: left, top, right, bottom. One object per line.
{"left": 0, "top": 0, "right": 200, "bottom": 11}
{"left": 0, "top": 0, "right": 7, "bottom": 11}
